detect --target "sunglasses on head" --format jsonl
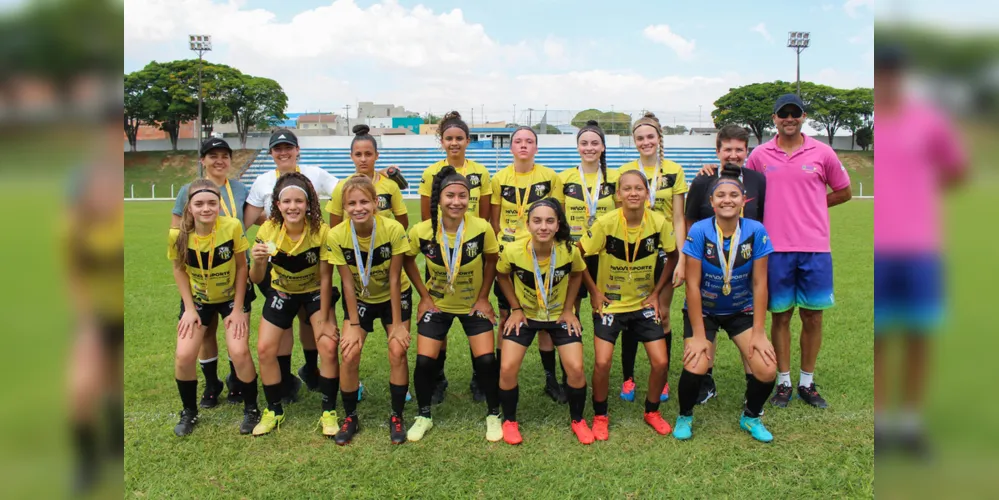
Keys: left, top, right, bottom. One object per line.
{"left": 776, "top": 107, "right": 803, "bottom": 119}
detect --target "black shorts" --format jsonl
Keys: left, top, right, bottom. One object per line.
{"left": 256, "top": 262, "right": 274, "bottom": 295}
{"left": 502, "top": 319, "right": 581, "bottom": 347}
{"left": 493, "top": 280, "right": 510, "bottom": 311}
{"left": 178, "top": 284, "right": 255, "bottom": 326}
{"left": 263, "top": 289, "right": 322, "bottom": 329}
{"left": 653, "top": 249, "right": 675, "bottom": 285}
{"left": 341, "top": 288, "right": 413, "bottom": 333}
{"left": 593, "top": 308, "right": 665, "bottom": 344}
{"left": 417, "top": 310, "right": 494, "bottom": 341}
{"left": 577, "top": 255, "right": 599, "bottom": 300}
{"left": 100, "top": 319, "right": 124, "bottom": 349}
{"left": 682, "top": 310, "right": 755, "bottom": 343}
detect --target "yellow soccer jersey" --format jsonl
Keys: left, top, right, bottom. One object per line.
{"left": 418, "top": 159, "right": 493, "bottom": 216}
{"left": 406, "top": 215, "right": 498, "bottom": 315}
{"left": 559, "top": 166, "right": 620, "bottom": 241}
{"left": 325, "top": 172, "right": 407, "bottom": 218}
{"left": 168, "top": 216, "right": 249, "bottom": 304}
{"left": 490, "top": 164, "right": 563, "bottom": 248}
{"left": 327, "top": 214, "right": 411, "bottom": 304}
{"left": 617, "top": 159, "right": 688, "bottom": 222}
{"left": 69, "top": 213, "right": 124, "bottom": 318}
{"left": 497, "top": 240, "right": 586, "bottom": 322}
{"left": 580, "top": 209, "right": 672, "bottom": 314}
{"left": 255, "top": 220, "right": 330, "bottom": 294}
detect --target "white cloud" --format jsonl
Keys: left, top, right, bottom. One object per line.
{"left": 543, "top": 36, "right": 566, "bottom": 60}
{"left": 642, "top": 25, "right": 696, "bottom": 61}
{"left": 848, "top": 25, "right": 873, "bottom": 44}
{"left": 844, "top": 0, "right": 874, "bottom": 18}
{"left": 751, "top": 23, "right": 773, "bottom": 43}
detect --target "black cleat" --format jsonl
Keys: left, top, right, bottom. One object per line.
{"left": 697, "top": 374, "right": 717, "bottom": 405}
{"left": 225, "top": 373, "right": 243, "bottom": 405}
{"left": 334, "top": 415, "right": 359, "bottom": 445}
{"left": 173, "top": 408, "right": 199, "bottom": 437}
{"left": 797, "top": 383, "right": 828, "bottom": 409}
{"left": 544, "top": 373, "right": 567, "bottom": 404}
{"left": 389, "top": 415, "right": 407, "bottom": 444}
{"left": 770, "top": 384, "right": 793, "bottom": 408}
{"left": 239, "top": 408, "right": 262, "bottom": 435}
{"left": 199, "top": 381, "right": 224, "bottom": 409}
{"left": 282, "top": 375, "right": 303, "bottom": 404}
{"left": 299, "top": 365, "right": 319, "bottom": 392}
{"left": 431, "top": 378, "right": 449, "bottom": 405}
{"left": 469, "top": 377, "right": 486, "bottom": 403}
{"left": 898, "top": 429, "right": 932, "bottom": 461}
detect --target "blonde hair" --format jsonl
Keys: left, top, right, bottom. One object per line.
{"left": 340, "top": 175, "right": 379, "bottom": 213}
{"left": 632, "top": 111, "right": 665, "bottom": 179}
{"left": 175, "top": 179, "right": 220, "bottom": 269}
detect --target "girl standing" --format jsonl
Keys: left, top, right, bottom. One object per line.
{"left": 326, "top": 124, "right": 409, "bottom": 229}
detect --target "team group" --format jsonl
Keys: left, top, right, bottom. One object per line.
{"left": 168, "top": 92, "right": 852, "bottom": 446}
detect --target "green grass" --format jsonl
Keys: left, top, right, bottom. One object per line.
{"left": 125, "top": 199, "right": 874, "bottom": 498}
{"left": 124, "top": 150, "right": 256, "bottom": 199}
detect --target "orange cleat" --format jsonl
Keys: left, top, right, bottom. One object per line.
{"left": 592, "top": 415, "right": 610, "bottom": 441}
{"left": 644, "top": 411, "right": 672, "bottom": 435}
{"left": 571, "top": 420, "right": 595, "bottom": 444}
{"left": 502, "top": 420, "right": 523, "bottom": 445}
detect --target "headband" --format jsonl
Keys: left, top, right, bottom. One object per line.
{"left": 278, "top": 184, "right": 310, "bottom": 200}
{"left": 440, "top": 121, "right": 466, "bottom": 134}
{"left": 441, "top": 176, "right": 471, "bottom": 191}
{"left": 189, "top": 188, "right": 220, "bottom": 199}
{"left": 527, "top": 198, "right": 561, "bottom": 216}
{"left": 711, "top": 179, "right": 744, "bottom": 194}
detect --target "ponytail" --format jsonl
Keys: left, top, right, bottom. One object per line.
{"left": 175, "top": 179, "right": 219, "bottom": 269}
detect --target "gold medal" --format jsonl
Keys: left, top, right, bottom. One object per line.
{"left": 265, "top": 241, "right": 277, "bottom": 255}
{"left": 360, "top": 287, "right": 370, "bottom": 298}
{"left": 587, "top": 214, "right": 596, "bottom": 227}
{"left": 722, "top": 283, "right": 731, "bottom": 296}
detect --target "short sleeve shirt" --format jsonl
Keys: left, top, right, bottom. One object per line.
{"left": 618, "top": 159, "right": 688, "bottom": 225}
{"left": 559, "top": 166, "right": 619, "bottom": 241}
{"left": 496, "top": 240, "right": 586, "bottom": 321}
{"left": 167, "top": 216, "right": 249, "bottom": 304}
{"left": 684, "top": 168, "right": 766, "bottom": 224}
{"left": 490, "top": 164, "right": 563, "bottom": 248}
{"left": 683, "top": 218, "right": 773, "bottom": 315}
{"left": 246, "top": 165, "right": 339, "bottom": 218}
{"left": 327, "top": 215, "right": 411, "bottom": 305}
{"left": 418, "top": 159, "right": 493, "bottom": 216}
{"left": 254, "top": 220, "right": 331, "bottom": 294}
{"left": 173, "top": 179, "right": 250, "bottom": 228}
{"left": 406, "top": 216, "right": 498, "bottom": 314}
{"left": 325, "top": 173, "right": 407, "bottom": 218}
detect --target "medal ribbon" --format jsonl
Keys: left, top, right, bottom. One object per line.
{"left": 438, "top": 216, "right": 466, "bottom": 291}
{"left": 350, "top": 217, "right": 377, "bottom": 292}
{"left": 641, "top": 160, "right": 661, "bottom": 209}
{"left": 578, "top": 165, "right": 602, "bottom": 219}
{"left": 275, "top": 223, "right": 308, "bottom": 256}
{"left": 192, "top": 219, "right": 218, "bottom": 293}
{"left": 529, "top": 240, "right": 558, "bottom": 319}
{"left": 218, "top": 180, "right": 238, "bottom": 219}
{"left": 618, "top": 209, "right": 648, "bottom": 277}
{"left": 513, "top": 165, "right": 535, "bottom": 222}
{"left": 714, "top": 218, "right": 741, "bottom": 293}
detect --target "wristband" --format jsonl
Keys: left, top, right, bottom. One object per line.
{"left": 510, "top": 307, "right": 522, "bottom": 311}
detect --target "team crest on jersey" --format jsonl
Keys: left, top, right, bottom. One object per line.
{"left": 516, "top": 270, "right": 526, "bottom": 282}
{"left": 378, "top": 195, "right": 390, "bottom": 210}
{"left": 553, "top": 269, "right": 566, "bottom": 282}
{"left": 645, "top": 237, "right": 656, "bottom": 253}
{"left": 534, "top": 184, "right": 546, "bottom": 197}
{"left": 705, "top": 242, "right": 715, "bottom": 258}
{"left": 467, "top": 174, "right": 482, "bottom": 188}
{"left": 305, "top": 251, "right": 318, "bottom": 264}
{"left": 465, "top": 241, "right": 479, "bottom": 258}
{"left": 566, "top": 184, "right": 580, "bottom": 196}
{"left": 502, "top": 186, "right": 515, "bottom": 198}
{"left": 740, "top": 243, "right": 752, "bottom": 260}
{"left": 380, "top": 246, "right": 392, "bottom": 259}
{"left": 425, "top": 242, "right": 437, "bottom": 259}
{"left": 216, "top": 246, "right": 232, "bottom": 260}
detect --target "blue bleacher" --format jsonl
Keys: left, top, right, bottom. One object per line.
{"left": 241, "top": 148, "right": 718, "bottom": 197}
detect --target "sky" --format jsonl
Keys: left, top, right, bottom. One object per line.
{"left": 122, "top": 0, "right": 885, "bottom": 128}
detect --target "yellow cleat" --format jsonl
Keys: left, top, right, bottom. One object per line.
{"left": 252, "top": 409, "right": 285, "bottom": 436}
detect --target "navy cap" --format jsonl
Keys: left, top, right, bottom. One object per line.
{"left": 773, "top": 93, "right": 805, "bottom": 114}
{"left": 200, "top": 137, "right": 233, "bottom": 157}
{"left": 269, "top": 129, "right": 299, "bottom": 149}
{"left": 875, "top": 44, "right": 907, "bottom": 70}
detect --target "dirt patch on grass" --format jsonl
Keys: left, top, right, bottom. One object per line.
{"left": 837, "top": 151, "right": 873, "bottom": 172}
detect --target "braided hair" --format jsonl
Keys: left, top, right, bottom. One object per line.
{"left": 429, "top": 165, "right": 471, "bottom": 237}
{"left": 174, "top": 178, "right": 220, "bottom": 269}
{"left": 576, "top": 119, "right": 608, "bottom": 182}
{"left": 268, "top": 172, "right": 323, "bottom": 234}
{"left": 527, "top": 198, "right": 574, "bottom": 253}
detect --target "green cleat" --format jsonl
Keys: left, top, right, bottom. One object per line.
{"left": 407, "top": 416, "right": 434, "bottom": 442}
{"left": 252, "top": 409, "right": 285, "bottom": 436}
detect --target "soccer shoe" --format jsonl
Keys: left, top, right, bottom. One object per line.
{"left": 644, "top": 411, "right": 672, "bottom": 435}
{"left": 199, "top": 380, "right": 224, "bottom": 409}
{"left": 431, "top": 378, "right": 449, "bottom": 405}
{"left": 357, "top": 381, "right": 365, "bottom": 402}
{"left": 390, "top": 415, "right": 407, "bottom": 445}
{"left": 697, "top": 374, "right": 716, "bottom": 405}
{"left": 502, "top": 421, "right": 523, "bottom": 445}
{"left": 470, "top": 377, "right": 486, "bottom": 403}
{"left": 620, "top": 378, "right": 636, "bottom": 402}
{"left": 545, "top": 373, "right": 568, "bottom": 404}
{"left": 770, "top": 384, "right": 793, "bottom": 408}
{"left": 407, "top": 416, "right": 434, "bottom": 442}
{"left": 225, "top": 373, "right": 243, "bottom": 405}
{"left": 592, "top": 415, "right": 610, "bottom": 441}
{"left": 319, "top": 410, "right": 339, "bottom": 438}
{"left": 486, "top": 414, "right": 503, "bottom": 442}
{"left": 334, "top": 415, "right": 359, "bottom": 445}
{"left": 173, "top": 408, "right": 199, "bottom": 437}
{"left": 239, "top": 408, "right": 261, "bottom": 435}
{"left": 282, "top": 375, "right": 303, "bottom": 404}
{"left": 659, "top": 382, "right": 671, "bottom": 402}
{"left": 298, "top": 365, "right": 319, "bottom": 392}
{"left": 797, "top": 383, "right": 829, "bottom": 409}
{"left": 252, "top": 409, "right": 285, "bottom": 436}
{"left": 406, "top": 390, "right": 413, "bottom": 402}
{"left": 739, "top": 414, "right": 773, "bottom": 443}
{"left": 571, "top": 420, "right": 595, "bottom": 445}
{"left": 674, "top": 415, "right": 694, "bottom": 440}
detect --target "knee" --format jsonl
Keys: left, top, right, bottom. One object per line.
{"left": 772, "top": 311, "right": 793, "bottom": 328}
{"left": 683, "top": 357, "right": 708, "bottom": 375}
{"left": 388, "top": 344, "right": 407, "bottom": 365}
{"left": 800, "top": 310, "right": 823, "bottom": 330}
{"left": 317, "top": 337, "right": 338, "bottom": 359}
{"left": 650, "top": 357, "right": 668, "bottom": 374}
{"left": 593, "top": 356, "right": 612, "bottom": 374}
{"left": 752, "top": 361, "right": 776, "bottom": 382}
{"left": 473, "top": 353, "right": 498, "bottom": 373}
{"left": 256, "top": 339, "right": 279, "bottom": 361}
{"left": 227, "top": 341, "right": 250, "bottom": 362}
{"left": 500, "top": 358, "right": 518, "bottom": 378}
{"left": 341, "top": 349, "right": 361, "bottom": 368}
{"left": 562, "top": 356, "right": 584, "bottom": 377}
{"left": 174, "top": 349, "right": 197, "bottom": 369}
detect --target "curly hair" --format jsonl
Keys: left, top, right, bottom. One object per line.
{"left": 429, "top": 165, "right": 471, "bottom": 237}
{"left": 268, "top": 172, "right": 323, "bottom": 234}
{"left": 174, "top": 178, "right": 220, "bottom": 269}
{"left": 527, "top": 198, "right": 574, "bottom": 253}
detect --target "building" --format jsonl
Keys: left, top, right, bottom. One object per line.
{"left": 357, "top": 101, "right": 416, "bottom": 118}
{"left": 297, "top": 113, "right": 338, "bottom": 130}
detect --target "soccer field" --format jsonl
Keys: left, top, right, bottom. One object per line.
{"left": 124, "top": 199, "right": 874, "bottom": 498}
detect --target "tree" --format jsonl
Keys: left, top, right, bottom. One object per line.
{"left": 423, "top": 113, "right": 442, "bottom": 124}
{"left": 663, "top": 125, "right": 688, "bottom": 135}
{"left": 711, "top": 81, "right": 795, "bottom": 144}
{"left": 570, "top": 109, "right": 631, "bottom": 136}
{"left": 532, "top": 124, "right": 561, "bottom": 135}
{"left": 841, "top": 88, "right": 873, "bottom": 150}
{"left": 123, "top": 72, "right": 151, "bottom": 152}
{"left": 218, "top": 74, "right": 288, "bottom": 148}
{"left": 808, "top": 85, "right": 857, "bottom": 146}
{"left": 855, "top": 126, "right": 873, "bottom": 151}
{"left": 136, "top": 60, "right": 202, "bottom": 150}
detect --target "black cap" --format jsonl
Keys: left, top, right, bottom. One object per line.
{"left": 875, "top": 44, "right": 908, "bottom": 71}
{"left": 200, "top": 138, "right": 233, "bottom": 157}
{"left": 773, "top": 93, "right": 805, "bottom": 114}
{"left": 269, "top": 129, "right": 299, "bottom": 149}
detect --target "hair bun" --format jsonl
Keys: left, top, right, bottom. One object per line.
{"left": 443, "top": 111, "right": 461, "bottom": 121}
{"left": 642, "top": 111, "right": 657, "bottom": 119}
{"left": 585, "top": 119, "right": 599, "bottom": 127}
{"left": 720, "top": 163, "right": 742, "bottom": 178}
{"left": 352, "top": 124, "right": 370, "bottom": 135}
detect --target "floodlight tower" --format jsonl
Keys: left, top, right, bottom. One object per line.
{"left": 787, "top": 31, "right": 810, "bottom": 96}
{"left": 190, "top": 34, "right": 212, "bottom": 175}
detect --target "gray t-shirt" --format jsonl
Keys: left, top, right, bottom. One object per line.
{"left": 172, "top": 179, "right": 250, "bottom": 228}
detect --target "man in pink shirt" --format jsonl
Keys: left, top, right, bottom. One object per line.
{"left": 744, "top": 93, "right": 852, "bottom": 409}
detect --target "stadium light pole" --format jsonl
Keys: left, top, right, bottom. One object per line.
{"left": 787, "top": 31, "right": 810, "bottom": 96}
{"left": 189, "top": 34, "right": 212, "bottom": 177}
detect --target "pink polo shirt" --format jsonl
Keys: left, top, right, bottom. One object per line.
{"left": 746, "top": 136, "right": 850, "bottom": 252}
{"left": 873, "top": 99, "right": 966, "bottom": 254}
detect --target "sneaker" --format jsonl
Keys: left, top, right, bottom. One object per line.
{"left": 282, "top": 375, "right": 303, "bottom": 404}
{"left": 502, "top": 420, "right": 522, "bottom": 445}
{"left": 644, "top": 411, "right": 672, "bottom": 435}
{"left": 334, "top": 415, "right": 358, "bottom": 445}
{"left": 390, "top": 415, "right": 407, "bottom": 445}
{"left": 239, "top": 408, "right": 261, "bottom": 435}
{"left": 544, "top": 373, "right": 567, "bottom": 404}
{"left": 696, "top": 375, "right": 716, "bottom": 405}
{"left": 770, "top": 383, "right": 793, "bottom": 408}
{"left": 486, "top": 414, "right": 503, "bottom": 442}
{"left": 173, "top": 408, "right": 199, "bottom": 437}
{"left": 431, "top": 378, "right": 449, "bottom": 405}
{"left": 739, "top": 414, "right": 773, "bottom": 443}
{"left": 797, "top": 383, "right": 829, "bottom": 409}
{"left": 252, "top": 409, "right": 285, "bottom": 436}
{"left": 620, "top": 378, "right": 636, "bottom": 402}
{"left": 407, "top": 416, "right": 434, "bottom": 442}
{"left": 225, "top": 373, "right": 243, "bottom": 405}
{"left": 674, "top": 415, "right": 694, "bottom": 440}
{"left": 591, "top": 415, "right": 610, "bottom": 441}
{"left": 406, "top": 391, "right": 413, "bottom": 403}
{"left": 298, "top": 365, "right": 319, "bottom": 392}
{"left": 469, "top": 377, "right": 485, "bottom": 403}
{"left": 659, "top": 382, "right": 671, "bottom": 402}
{"left": 199, "top": 381, "right": 224, "bottom": 409}
{"left": 571, "top": 420, "right": 594, "bottom": 445}
{"left": 357, "top": 381, "right": 365, "bottom": 402}
{"left": 319, "top": 410, "right": 339, "bottom": 438}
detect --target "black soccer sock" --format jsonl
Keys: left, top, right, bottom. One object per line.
{"left": 495, "top": 348, "right": 502, "bottom": 368}
{"left": 645, "top": 398, "right": 661, "bottom": 413}
{"left": 104, "top": 397, "right": 124, "bottom": 458}
{"left": 707, "top": 366, "right": 713, "bottom": 377}
{"left": 341, "top": 390, "right": 358, "bottom": 417}
{"left": 473, "top": 353, "right": 501, "bottom": 415}
{"left": 414, "top": 355, "right": 437, "bottom": 417}
{"left": 262, "top": 383, "right": 284, "bottom": 415}
{"left": 567, "top": 384, "right": 587, "bottom": 422}
{"left": 199, "top": 358, "right": 219, "bottom": 388}
{"left": 227, "top": 358, "right": 241, "bottom": 393}
{"left": 540, "top": 349, "right": 557, "bottom": 378}
{"left": 277, "top": 355, "right": 292, "bottom": 385}
{"left": 499, "top": 386, "right": 519, "bottom": 422}
{"left": 678, "top": 369, "right": 704, "bottom": 417}
{"left": 438, "top": 348, "right": 448, "bottom": 382}
{"left": 242, "top": 377, "right": 259, "bottom": 411}
{"left": 319, "top": 376, "right": 339, "bottom": 412}
{"left": 303, "top": 348, "right": 319, "bottom": 373}
{"left": 745, "top": 375, "right": 776, "bottom": 418}
{"left": 73, "top": 422, "right": 97, "bottom": 471}
{"left": 592, "top": 398, "right": 608, "bottom": 417}
{"left": 559, "top": 356, "right": 568, "bottom": 385}
{"left": 621, "top": 335, "right": 638, "bottom": 381}
{"left": 664, "top": 331, "right": 673, "bottom": 361}
{"left": 745, "top": 373, "right": 753, "bottom": 401}
{"left": 390, "top": 383, "right": 408, "bottom": 418}
{"left": 176, "top": 379, "right": 198, "bottom": 411}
